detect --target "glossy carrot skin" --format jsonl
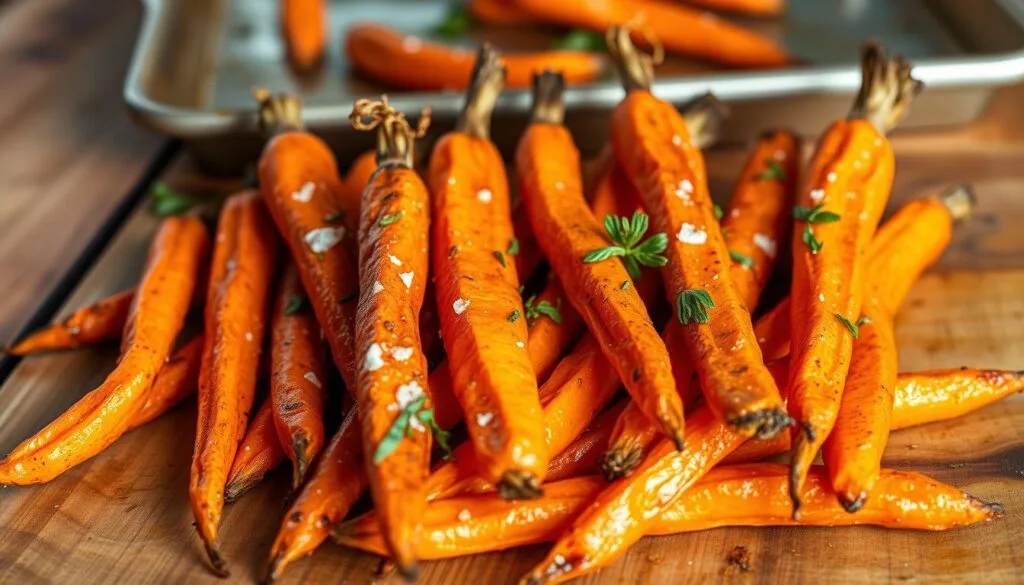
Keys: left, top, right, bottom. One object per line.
{"left": 612, "top": 87, "right": 786, "bottom": 438}
{"left": 336, "top": 465, "right": 996, "bottom": 561}
{"left": 469, "top": 0, "right": 536, "bottom": 25}
{"left": 753, "top": 298, "right": 791, "bottom": 361}
{"left": 345, "top": 24, "right": 603, "bottom": 91}
{"left": 7, "top": 289, "right": 134, "bottom": 355}
{"left": 680, "top": 0, "right": 785, "bottom": 16}
{"left": 0, "top": 217, "right": 208, "bottom": 485}
{"left": 225, "top": 397, "right": 285, "bottom": 502}
{"left": 270, "top": 260, "right": 328, "bottom": 488}
{"left": 282, "top": 0, "right": 326, "bottom": 71}
{"left": 547, "top": 401, "right": 627, "bottom": 483}
{"left": 518, "top": 75, "right": 683, "bottom": 448}
{"left": 191, "top": 191, "right": 278, "bottom": 572}
{"left": 514, "top": 0, "right": 790, "bottom": 67}
{"left": 893, "top": 368, "right": 1024, "bottom": 429}
{"left": 127, "top": 334, "right": 205, "bottom": 429}
{"left": 267, "top": 408, "right": 366, "bottom": 582}
{"left": 824, "top": 196, "right": 955, "bottom": 510}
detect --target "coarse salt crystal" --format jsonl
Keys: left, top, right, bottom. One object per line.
{"left": 389, "top": 255, "right": 402, "bottom": 266}
{"left": 391, "top": 346, "right": 414, "bottom": 361}
{"left": 372, "top": 281, "right": 385, "bottom": 294}
{"left": 477, "top": 189, "right": 492, "bottom": 203}
{"left": 363, "top": 343, "right": 385, "bottom": 371}
{"left": 516, "top": 341, "right": 525, "bottom": 348}
{"left": 396, "top": 381, "right": 424, "bottom": 408}
{"left": 677, "top": 223, "right": 708, "bottom": 245}
{"left": 304, "top": 226, "right": 345, "bottom": 254}
{"left": 809, "top": 189, "right": 826, "bottom": 203}
{"left": 399, "top": 271, "right": 414, "bottom": 288}
{"left": 304, "top": 371, "right": 322, "bottom": 388}
{"left": 453, "top": 298, "right": 470, "bottom": 314}
{"left": 457, "top": 509, "right": 472, "bottom": 522}
{"left": 753, "top": 233, "right": 776, "bottom": 256}
{"left": 819, "top": 293, "right": 825, "bottom": 303}
{"left": 827, "top": 172, "right": 837, "bottom": 183}
{"left": 291, "top": 181, "right": 315, "bottom": 202}
{"left": 476, "top": 412, "right": 494, "bottom": 427}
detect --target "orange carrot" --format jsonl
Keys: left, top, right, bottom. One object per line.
{"left": 345, "top": 23, "right": 603, "bottom": 91}
{"left": 224, "top": 397, "right": 286, "bottom": 502}
{"left": 753, "top": 297, "right": 791, "bottom": 361}
{"left": 787, "top": 44, "right": 921, "bottom": 513}
{"left": 270, "top": 260, "right": 328, "bottom": 488}
{"left": 350, "top": 98, "right": 435, "bottom": 576}
{"left": 127, "top": 334, "right": 205, "bottom": 429}
{"left": 0, "top": 216, "right": 208, "bottom": 485}
{"left": 546, "top": 401, "right": 627, "bottom": 483}
{"left": 518, "top": 70, "right": 684, "bottom": 448}
{"left": 281, "top": 0, "right": 326, "bottom": 71}
{"left": 608, "top": 27, "right": 788, "bottom": 439}
{"left": 341, "top": 150, "right": 377, "bottom": 214}
{"left": 428, "top": 48, "right": 549, "bottom": 498}
{"left": 680, "top": 0, "right": 785, "bottom": 16}
{"left": 190, "top": 191, "right": 278, "bottom": 576}
{"left": 469, "top": 0, "right": 536, "bottom": 25}
{"left": 256, "top": 90, "right": 360, "bottom": 391}
{"left": 514, "top": 0, "right": 790, "bottom": 67}
{"left": 7, "top": 289, "right": 134, "bottom": 355}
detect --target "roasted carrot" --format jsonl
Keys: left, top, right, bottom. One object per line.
{"left": 6, "top": 289, "right": 134, "bottom": 355}
{"left": 823, "top": 186, "right": 972, "bottom": 511}
{"left": 224, "top": 397, "right": 286, "bottom": 502}
{"left": 341, "top": 150, "right": 377, "bottom": 217}
{"left": 281, "top": 0, "right": 326, "bottom": 71}
{"left": 350, "top": 97, "right": 435, "bottom": 576}
{"left": 190, "top": 191, "right": 278, "bottom": 576}
{"left": 428, "top": 48, "right": 549, "bottom": 498}
{"left": 753, "top": 297, "right": 791, "bottom": 361}
{"left": 546, "top": 401, "right": 627, "bottom": 483}
{"left": 270, "top": 260, "right": 328, "bottom": 488}
{"left": 345, "top": 23, "right": 603, "bottom": 91}
{"left": 127, "top": 334, "right": 205, "bottom": 429}
{"left": 256, "top": 89, "right": 360, "bottom": 391}
{"left": 786, "top": 44, "right": 921, "bottom": 513}
{"left": 680, "top": 0, "right": 785, "bottom": 17}
{"left": 469, "top": 0, "right": 536, "bottom": 25}
{"left": 0, "top": 216, "right": 208, "bottom": 485}
{"left": 266, "top": 409, "right": 366, "bottom": 583}
{"left": 608, "top": 26, "right": 788, "bottom": 439}
{"left": 335, "top": 465, "right": 997, "bottom": 560}
{"left": 518, "top": 70, "right": 684, "bottom": 448}
{"left": 514, "top": 0, "right": 790, "bottom": 67}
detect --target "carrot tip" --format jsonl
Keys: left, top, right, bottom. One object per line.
{"left": 598, "top": 446, "right": 643, "bottom": 481}
{"left": 264, "top": 551, "right": 285, "bottom": 584}
{"left": 970, "top": 495, "right": 1005, "bottom": 518}
{"left": 395, "top": 559, "right": 419, "bottom": 582}
{"left": 224, "top": 476, "right": 258, "bottom": 503}
{"left": 204, "top": 542, "right": 231, "bottom": 578}
{"left": 840, "top": 493, "right": 867, "bottom": 514}
{"left": 732, "top": 408, "right": 794, "bottom": 440}
{"left": 497, "top": 469, "right": 544, "bottom": 500}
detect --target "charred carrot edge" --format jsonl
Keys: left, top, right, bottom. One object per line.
{"left": 281, "top": 0, "right": 326, "bottom": 71}
{"left": 469, "top": 0, "right": 537, "bottom": 25}
{"left": 680, "top": 0, "right": 785, "bottom": 17}
{"left": 334, "top": 465, "right": 998, "bottom": 561}
{"left": 190, "top": 191, "right": 278, "bottom": 576}
{"left": 787, "top": 43, "right": 922, "bottom": 515}
{"left": 519, "top": 70, "right": 685, "bottom": 449}
{"left": 0, "top": 217, "right": 208, "bottom": 485}
{"left": 546, "top": 400, "right": 627, "bottom": 483}
{"left": 350, "top": 97, "right": 434, "bottom": 577}
{"left": 823, "top": 186, "right": 972, "bottom": 512}
{"left": 345, "top": 23, "right": 603, "bottom": 91}
{"left": 266, "top": 408, "right": 365, "bottom": 583}
{"left": 608, "top": 26, "right": 788, "bottom": 439}
{"left": 127, "top": 334, "right": 205, "bottom": 430}
{"left": 513, "top": 0, "right": 790, "bottom": 67}
{"left": 270, "top": 259, "right": 328, "bottom": 489}
{"left": 225, "top": 397, "right": 286, "bottom": 502}
{"left": 256, "top": 89, "right": 361, "bottom": 392}
{"left": 429, "top": 47, "right": 549, "bottom": 498}
{"left": 6, "top": 289, "right": 135, "bottom": 355}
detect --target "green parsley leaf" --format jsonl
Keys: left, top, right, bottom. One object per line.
{"left": 621, "top": 281, "right": 631, "bottom": 290}
{"left": 434, "top": 5, "right": 472, "bottom": 39}
{"left": 793, "top": 203, "right": 840, "bottom": 224}
{"left": 379, "top": 211, "right": 404, "bottom": 227}
{"left": 729, "top": 249, "right": 755, "bottom": 268}
{"left": 416, "top": 407, "right": 453, "bottom": 460}
{"left": 507, "top": 237, "right": 520, "bottom": 256}
{"left": 551, "top": 29, "right": 606, "bottom": 51}
{"left": 493, "top": 250, "right": 507, "bottom": 268}
{"left": 802, "top": 225, "right": 823, "bottom": 254}
{"left": 508, "top": 309, "right": 521, "bottom": 323}
{"left": 374, "top": 395, "right": 427, "bottom": 464}
{"left": 755, "top": 159, "right": 787, "bottom": 182}
{"left": 584, "top": 211, "right": 667, "bottom": 280}
{"left": 524, "top": 295, "right": 563, "bottom": 325}
{"left": 714, "top": 204, "right": 724, "bottom": 221}
{"left": 325, "top": 210, "right": 346, "bottom": 224}
{"left": 676, "top": 288, "right": 714, "bottom": 325}
{"left": 149, "top": 183, "right": 199, "bottom": 217}
{"left": 283, "top": 294, "right": 307, "bottom": 316}
{"left": 835, "top": 313, "right": 864, "bottom": 339}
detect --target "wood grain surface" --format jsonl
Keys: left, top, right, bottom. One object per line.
{"left": 2, "top": 84, "right": 1023, "bottom": 583}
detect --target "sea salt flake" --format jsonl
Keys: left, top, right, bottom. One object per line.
{"left": 291, "top": 181, "right": 315, "bottom": 202}
{"left": 453, "top": 298, "right": 471, "bottom": 314}
{"left": 389, "top": 255, "right": 402, "bottom": 266}
{"left": 304, "top": 371, "right": 322, "bottom": 388}
{"left": 372, "top": 281, "right": 385, "bottom": 294}
{"left": 516, "top": 341, "right": 525, "bottom": 348}
{"left": 677, "top": 223, "right": 708, "bottom": 245}
{"left": 476, "top": 412, "right": 494, "bottom": 427}
{"left": 391, "top": 346, "right": 414, "bottom": 361}
{"left": 753, "top": 233, "right": 777, "bottom": 256}
{"left": 457, "top": 509, "right": 472, "bottom": 522}
{"left": 363, "top": 343, "right": 385, "bottom": 371}
{"left": 477, "top": 189, "right": 493, "bottom": 203}
{"left": 809, "top": 189, "right": 826, "bottom": 203}
{"left": 399, "top": 271, "right": 414, "bottom": 288}
{"left": 304, "top": 226, "right": 345, "bottom": 254}
{"left": 396, "top": 381, "right": 424, "bottom": 408}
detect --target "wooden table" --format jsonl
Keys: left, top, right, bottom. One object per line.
{"left": 1, "top": 1, "right": 1023, "bottom": 583}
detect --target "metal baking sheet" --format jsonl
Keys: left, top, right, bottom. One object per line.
{"left": 125, "top": 0, "right": 1024, "bottom": 173}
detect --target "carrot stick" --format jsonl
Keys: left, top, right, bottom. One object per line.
{"left": 823, "top": 186, "right": 972, "bottom": 511}
{"left": 6, "top": 289, "right": 134, "bottom": 355}
{"left": 345, "top": 23, "right": 603, "bottom": 91}
{"left": 190, "top": 191, "right": 278, "bottom": 576}
{"left": 518, "top": 70, "right": 684, "bottom": 448}
{"left": 513, "top": 0, "right": 790, "bottom": 67}
{"left": 341, "top": 150, "right": 377, "bottom": 215}
{"left": 753, "top": 297, "right": 791, "bottom": 361}
{"left": 608, "top": 27, "right": 788, "bottom": 439}
{"left": 428, "top": 48, "right": 549, "bottom": 498}
{"left": 256, "top": 90, "right": 360, "bottom": 391}
{"left": 349, "top": 97, "right": 435, "bottom": 577}
{"left": 281, "top": 0, "right": 326, "bottom": 71}
{"left": 469, "top": 0, "right": 536, "bottom": 25}
{"left": 224, "top": 397, "right": 286, "bottom": 502}
{"left": 335, "top": 465, "right": 997, "bottom": 560}
{"left": 680, "top": 0, "right": 785, "bottom": 16}
{"left": 0, "top": 216, "right": 208, "bottom": 485}
{"left": 546, "top": 400, "right": 627, "bottom": 483}
{"left": 270, "top": 259, "right": 328, "bottom": 489}
{"left": 127, "top": 334, "right": 205, "bottom": 429}
{"left": 786, "top": 44, "right": 922, "bottom": 513}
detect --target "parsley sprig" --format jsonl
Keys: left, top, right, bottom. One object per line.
{"left": 374, "top": 395, "right": 452, "bottom": 463}
{"left": 434, "top": 5, "right": 472, "bottom": 38}
{"left": 676, "top": 289, "right": 714, "bottom": 324}
{"left": 835, "top": 314, "right": 872, "bottom": 339}
{"left": 583, "top": 211, "right": 668, "bottom": 280}
{"left": 729, "top": 249, "right": 755, "bottom": 268}
{"left": 755, "top": 159, "right": 787, "bottom": 182}
{"left": 283, "top": 294, "right": 307, "bottom": 316}
{"left": 523, "top": 295, "right": 562, "bottom": 324}
{"left": 150, "top": 183, "right": 201, "bottom": 217}
{"left": 793, "top": 203, "right": 840, "bottom": 254}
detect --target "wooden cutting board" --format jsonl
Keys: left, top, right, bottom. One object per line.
{"left": 2, "top": 108, "right": 1024, "bottom": 584}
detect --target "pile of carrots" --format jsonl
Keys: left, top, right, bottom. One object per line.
{"left": 4, "top": 25, "right": 1021, "bottom": 585}
{"left": 283, "top": 0, "right": 790, "bottom": 90}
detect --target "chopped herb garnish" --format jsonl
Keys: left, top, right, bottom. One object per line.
{"left": 149, "top": 183, "right": 199, "bottom": 217}
{"left": 714, "top": 204, "right": 724, "bottom": 221}
{"left": 621, "top": 280, "right": 631, "bottom": 290}
{"left": 379, "top": 211, "right": 404, "bottom": 227}
{"left": 448, "top": 245, "right": 459, "bottom": 258}
{"left": 551, "top": 29, "right": 606, "bottom": 51}
{"left": 433, "top": 5, "right": 472, "bottom": 39}
{"left": 283, "top": 294, "right": 307, "bottom": 315}
{"left": 507, "top": 237, "right": 520, "bottom": 256}
{"left": 729, "top": 249, "right": 755, "bottom": 268}
{"left": 836, "top": 313, "right": 866, "bottom": 339}
{"left": 524, "top": 295, "right": 562, "bottom": 324}
{"left": 793, "top": 203, "right": 840, "bottom": 224}
{"left": 508, "top": 309, "right": 521, "bottom": 323}
{"left": 493, "top": 250, "right": 506, "bottom": 267}
{"left": 373, "top": 396, "right": 452, "bottom": 463}
{"left": 802, "top": 225, "right": 824, "bottom": 254}
{"left": 755, "top": 159, "right": 787, "bottom": 182}
{"left": 416, "top": 406, "right": 453, "bottom": 460}
{"left": 325, "top": 210, "right": 347, "bottom": 224}
{"left": 676, "top": 288, "right": 714, "bottom": 325}
{"left": 856, "top": 316, "right": 873, "bottom": 327}
{"left": 583, "top": 211, "right": 668, "bottom": 280}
